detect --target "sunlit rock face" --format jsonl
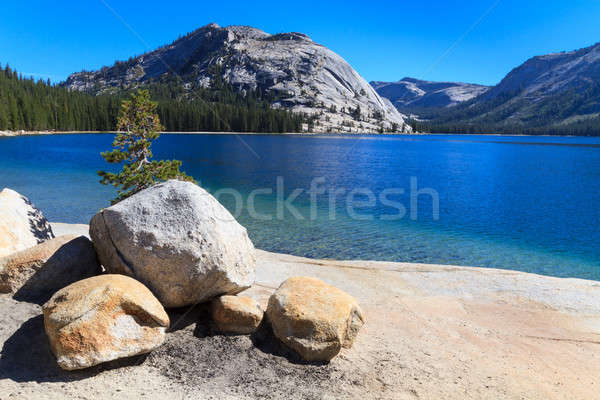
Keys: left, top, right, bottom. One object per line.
{"left": 89, "top": 180, "right": 256, "bottom": 308}
{"left": 64, "top": 23, "right": 410, "bottom": 133}
{"left": 0, "top": 188, "right": 54, "bottom": 258}
{"left": 43, "top": 274, "right": 169, "bottom": 370}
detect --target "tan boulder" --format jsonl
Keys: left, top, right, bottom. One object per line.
{"left": 211, "top": 295, "right": 264, "bottom": 334}
{"left": 43, "top": 274, "right": 170, "bottom": 370}
{"left": 0, "top": 235, "right": 100, "bottom": 301}
{"left": 0, "top": 188, "right": 54, "bottom": 257}
{"left": 266, "top": 277, "right": 365, "bottom": 362}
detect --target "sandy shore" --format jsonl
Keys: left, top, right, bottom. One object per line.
{"left": 1, "top": 222, "right": 599, "bottom": 399}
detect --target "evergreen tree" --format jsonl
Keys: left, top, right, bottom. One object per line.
{"left": 98, "top": 90, "right": 194, "bottom": 204}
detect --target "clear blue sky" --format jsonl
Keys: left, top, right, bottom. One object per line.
{"left": 1, "top": 0, "right": 599, "bottom": 86}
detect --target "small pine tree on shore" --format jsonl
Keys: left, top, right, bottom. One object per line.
{"left": 98, "top": 90, "right": 194, "bottom": 204}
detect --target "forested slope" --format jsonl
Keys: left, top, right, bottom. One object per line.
{"left": 0, "top": 64, "right": 304, "bottom": 133}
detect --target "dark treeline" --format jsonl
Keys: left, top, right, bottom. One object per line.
{"left": 0, "top": 64, "right": 121, "bottom": 131}
{"left": 148, "top": 74, "right": 304, "bottom": 132}
{"left": 409, "top": 118, "right": 600, "bottom": 136}
{"left": 0, "top": 64, "right": 304, "bottom": 133}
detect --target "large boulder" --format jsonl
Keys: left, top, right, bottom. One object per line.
{"left": 89, "top": 180, "right": 256, "bottom": 308}
{"left": 266, "top": 277, "right": 365, "bottom": 362}
{"left": 211, "top": 295, "right": 264, "bottom": 334}
{"left": 43, "top": 274, "right": 169, "bottom": 370}
{"left": 0, "top": 188, "right": 54, "bottom": 257}
{"left": 0, "top": 234, "right": 100, "bottom": 302}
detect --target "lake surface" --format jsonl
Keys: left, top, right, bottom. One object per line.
{"left": 1, "top": 133, "right": 600, "bottom": 280}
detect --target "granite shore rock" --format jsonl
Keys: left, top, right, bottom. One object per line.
{"left": 1, "top": 185, "right": 363, "bottom": 370}
{"left": 1, "top": 187, "right": 600, "bottom": 398}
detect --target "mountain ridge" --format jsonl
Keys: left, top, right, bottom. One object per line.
{"left": 480, "top": 42, "right": 600, "bottom": 100}
{"left": 65, "top": 23, "right": 410, "bottom": 133}
{"left": 371, "top": 77, "right": 489, "bottom": 111}
{"left": 401, "top": 42, "right": 600, "bottom": 134}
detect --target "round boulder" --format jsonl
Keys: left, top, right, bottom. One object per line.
{"left": 266, "top": 277, "right": 365, "bottom": 362}
{"left": 211, "top": 295, "right": 264, "bottom": 334}
{"left": 43, "top": 274, "right": 170, "bottom": 370}
{"left": 89, "top": 180, "right": 256, "bottom": 308}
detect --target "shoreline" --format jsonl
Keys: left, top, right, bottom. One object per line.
{"left": 50, "top": 222, "right": 599, "bottom": 289}
{"left": 0, "top": 130, "right": 593, "bottom": 138}
{"left": 0, "top": 130, "right": 410, "bottom": 137}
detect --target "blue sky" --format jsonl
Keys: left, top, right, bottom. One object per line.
{"left": 1, "top": 0, "right": 599, "bottom": 86}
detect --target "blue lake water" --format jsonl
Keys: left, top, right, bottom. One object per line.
{"left": 1, "top": 133, "right": 600, "bottom": 280}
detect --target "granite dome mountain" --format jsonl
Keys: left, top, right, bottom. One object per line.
{"left": 65, "top": 23, "right": 409, "bottom": 133}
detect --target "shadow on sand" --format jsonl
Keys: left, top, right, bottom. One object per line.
{"left": 0, "top": 315, "right": 147, "bottom": 383}
{"left": 249, "top": 320, "right": 328, "bottom": 366}
{"left": 1, "top": 302, "right": 326, "bottom": 385}
{"left": 169, "top": 303, "right": 328, "bottom": 367}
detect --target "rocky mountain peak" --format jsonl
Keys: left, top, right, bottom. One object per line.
{"left": 64, "top": 24, "right": 409, "bottom": 133}
{"left": 482, "top": 41, "right": 600, "bottom": 100}
{"left": 412, "top": 41, "right": 600, "bottom": 133}
{"left": 372, "top": 77, "right": 489, "bottom": 110}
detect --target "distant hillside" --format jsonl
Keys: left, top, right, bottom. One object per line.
{"left": 65, "top": 23, "right": 410, "bottom": 133}
{"left": 371, "top": 78, "right": 489, "bottom": 111}
{"left": 411, "top": 42, "right": 600, "bottom": 135}
{"left": 0, "top": 63, "right": 303, "bottom": 133}
{"left": 0, "top": 63, "right": 120, "bottom": 132}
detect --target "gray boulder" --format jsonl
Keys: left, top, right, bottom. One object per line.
{"left": 0, "top": 188, "right": 54, "bottom": 257}
{"left": 90, "top": 180, "right": 256, "bottom": 308}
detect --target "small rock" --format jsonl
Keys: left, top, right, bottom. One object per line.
{"left": 89, "top": 180, "right": 256, "bottom": 308}
{"left": 0, "top": 188, "right": 54, "bottom": 257}
{"left": 0, "top": 234, "right": 100, "bottom": 302}
{"left": 211, "top": 295, "right": 264, "bottom": 334}
{"left": 266, "top": 277, "right": 365, "bottom": 362}
{"left": 43, "top": 274, "right": 170, "bottom": 370}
